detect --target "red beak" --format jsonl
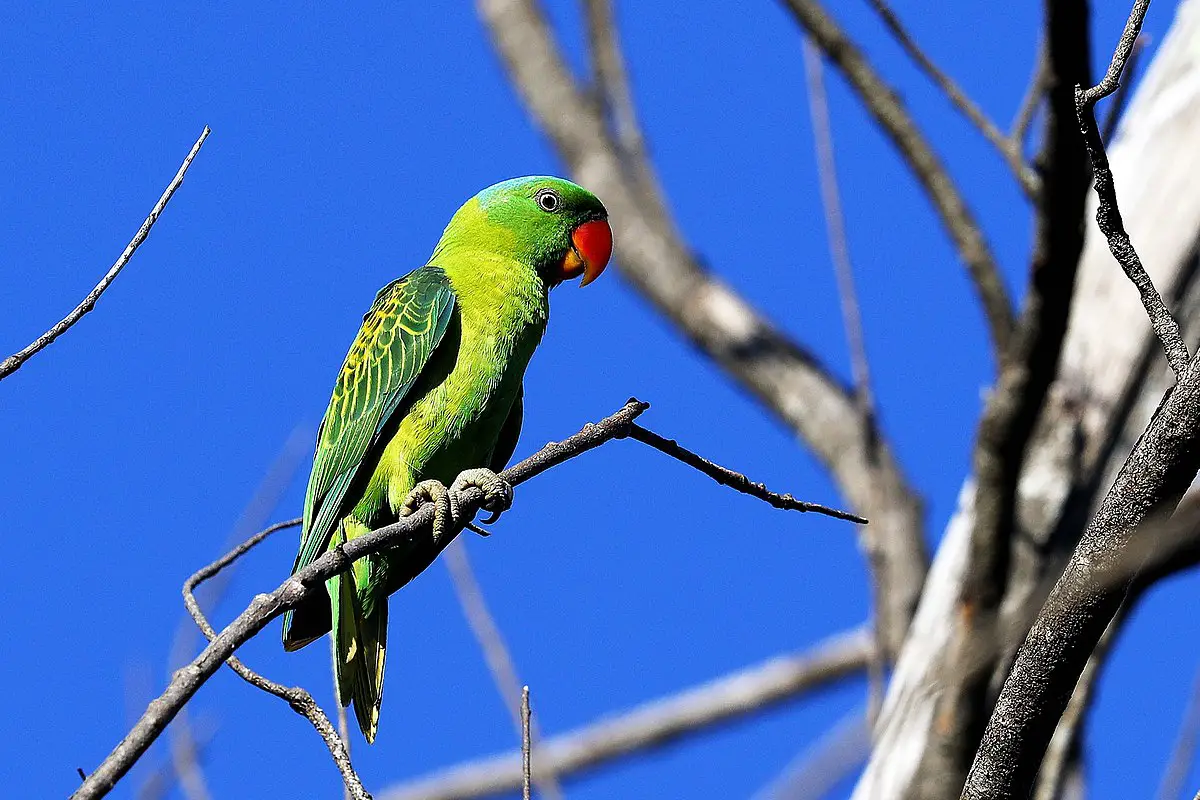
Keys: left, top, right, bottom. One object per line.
{"left": 560, "top": 219, "right": 613, "bottom": 286}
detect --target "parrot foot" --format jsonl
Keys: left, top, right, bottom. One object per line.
{"left": 400, "top": 479, "right": 454, "bottom": 546}
{"left": 399, "top": 470, "right": 512, "bottom": 545}
{"left": 449, "top": 468, "right": 513, "bottom": 526}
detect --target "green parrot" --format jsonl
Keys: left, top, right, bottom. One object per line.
{"left": 281, "top": 176, "right": 611, "bottom": 743}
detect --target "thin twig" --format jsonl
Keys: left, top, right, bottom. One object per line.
{"left": 522, "top": 687, "right": 533, "bottom": 800}
{"left": 1158, "top": 664, "right": 1200, "bottom": 800}
{"left": 627, "top": 423, "right": 867, "bottom": 523}
{"left": 1102, "top": 35, "right": 1147, "bottom": 140}
{"left": 864, "top": 0, "right": 1039, "bottom": 198}
{"left": 801, "top": 37, "right": 875, "bottom": 420}
{"left": 182, "top": 517, "right": 373, "bottom": 800}
{"left": 444, "top": 542, "right": 563, "bottom": 799}
{"left": 1011, "top": 40, "right": 1047, "bottom": 145}
{"left": 779, "top": 0, "right": 1014, "bottom": 356}
{"left": 379, "top": 627, "right": 873, "bottom": 800}
{"left": 800, "top": 36, "right": 887, "bottom": 725}
{"left": 0, "top": 127, "right": 210, "bottom": 382}
{"left": 1080, "top": 0, "right": 1153, "bottom": 105}
{"left": 1075, "top": 1, "right": 1189, "bottom": 377}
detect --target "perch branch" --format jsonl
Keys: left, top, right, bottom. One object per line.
{"left": 183, "top": 517, "right": 372, "bottom": 800}
{"left": 75, "top": 399, "right": 861, "bottom": 798}
{"left": 378, "top": 626, "right": 872, "bottom": 800}
{"left": 779, "top": 0, "right": 1014, "bottom": 355}
{"left": 0, "top": 127, "right": 210, "bottom": 382}
{"left": 864, "top": 0, "right": 1039, "bottom": 198}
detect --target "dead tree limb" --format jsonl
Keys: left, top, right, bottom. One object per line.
{"left": 962, "top": 6, "right": 1200, "bottom": 796}
{"left": 477, "top": 0, "right": 925, "bottom": 662}
{"left": 74, "top": 399, "right": 861, "bottom": 799}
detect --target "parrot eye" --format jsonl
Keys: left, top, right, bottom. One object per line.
{"left": 536, "top": 189, "right": 562, "bottom": 213}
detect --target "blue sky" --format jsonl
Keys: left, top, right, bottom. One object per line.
{"left": 1, "top": 2, "right": 1197, "bottom": 798}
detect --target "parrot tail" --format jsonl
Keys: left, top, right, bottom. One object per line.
{"left": 329, "top": 565, "right": 388, "bottom": 744}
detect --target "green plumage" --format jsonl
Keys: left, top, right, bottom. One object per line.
{"left": 282, "top": 176, "right": 608, "bottom": 742}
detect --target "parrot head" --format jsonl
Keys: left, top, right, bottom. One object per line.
{"left": 440, "top": 176, "right": 613, "bottom": 287}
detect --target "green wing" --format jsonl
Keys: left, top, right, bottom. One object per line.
{"left": 488, "top": 386, "right": 523, "bottom": 473}
{"left": 292, "top": 265, "right": 457, "bottom": 577}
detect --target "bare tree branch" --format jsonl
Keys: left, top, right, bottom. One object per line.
{"left": 1077, "top": 3, "right": 1189, "bottom": 377}
{"left": 627, "top": 423, "right": 866, "bottom": 522}
{"left": 856, "top": 7, "right": 1200, "bottom": 791}
{"left": 800, "top": 33, "right": 886, "bottom": 725}
{"left": 581, "top": 0, "right": 653, "bottom": 192}
{"left": 778, "top": 0, "right": 1014, "bottom": 356}
{"left": 75, "top": 399, "right": 859, "bottom": 798}
{"left": 378, "top": 627, "right": 873, "bottom": 800}
{"left": 444, "top": 541, "right": 564, "bottom": 799}
{"left": 1011, "top": 41, "right": 1047, "bottom": 145}
{"left": 477, "top": 0, "right": 926, "bottom": 661}
{"left": 964, "top": 369, "right": 1200, "bottom": 799}
{"left": 1102, "top": 35, "right": 1148, "bottom": 140}
{"left": 887, "top": 3, "right": 1095, "bottom": 793}
{"left": 800, "top": 36, "right": 875, "bottom": 423}
{"left": 963, "top": 7, "right": 1200, "bottom": 777}
{"left": 1032, "top": 608, "right": 1123, "bottom": 800}
{"left": 330, "top": 633, "right": 354, "bottom": 800}
{"left": 0, "top": 127, "right": 210, "bottom": 382}
{"left": 178, "top": 517, "right": 373, "bottom": 800}
{"left": 863, "top": 0, "right": 1040, "bottom": 198}
{"left": 135, "top": 722, "right": 217, "bottom": 800}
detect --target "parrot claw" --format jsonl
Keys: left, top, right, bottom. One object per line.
{"left": 400, "top": 479, "right": 454, "bottom": 546}
{"left": 450, "top": 468, "right": 513, "bottom": 526}
{"left": 399, "top": 470, "right": 512, "bottom": 546}
{"left": 465, "top": 522, "right": 492, "bottom": 538}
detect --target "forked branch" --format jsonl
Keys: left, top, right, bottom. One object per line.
{"left": 1075, "top": 0, "right": 1188, "bottom": 377}
{"left": 74, "top": 399, "right": 862, "bottom": 799}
